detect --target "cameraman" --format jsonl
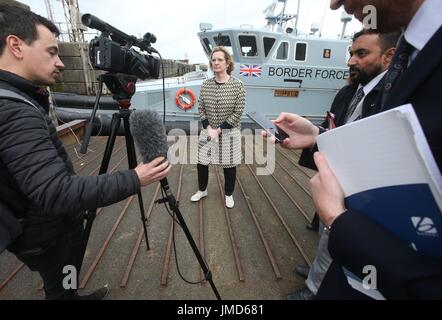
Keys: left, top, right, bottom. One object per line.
{"left": 0, "top": 4, "right": 171, "bottom": 300}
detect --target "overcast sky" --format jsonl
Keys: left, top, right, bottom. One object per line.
{"left": 19, "top": 0, "right": 362, "bottom": 63}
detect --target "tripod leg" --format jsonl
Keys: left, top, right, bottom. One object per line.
{"left": 174, "top": 207, "right": 221, "bottom": 299}
{"left": 123, "top": 115, "right": 150, "bottom": 250}
{"left": 76, "top": 113, "right": 121, "bottom": 276}
{"left": 99, "top": 113, "right": 121, "bottom": 174}
{"left": 160, "top": 182, "right": 221, "bottom": 300}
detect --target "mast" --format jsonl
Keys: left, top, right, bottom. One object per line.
{"left": 294, "top": 0, "right": 300, "bottom": 35}
{"left": 264, "top": 0, "right": 296, "bottom": 33}
{"left": 60, "top": 0, "right": 94, "bottom": 95}
{"left": 340, "top": 12, "right": 353, "bottom": 39}
{"left": 44, "top": 0, "right": 56, "bottom": 23}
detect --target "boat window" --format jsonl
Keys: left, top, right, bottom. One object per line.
{"left": 275, "top": 41, "right": 289, "bottom": 60}
{"left": 213, "top": 34, "right": 232, "bottom": 47}
{"left": 201, "top": 38, "right": 212, "bottom": 56}
{"left": 212, "top": 34, "right": 233, "bottom": 55}
{"left": 295, "top": 42, "right": 307, "bottom": 61}
{"left": 239, "top": 35, "right": 258, "bottom": 57}
{"left": 346, "top": 45, "right": 351, "bottom": 63}
{"left": 263, "top": 37, "right": 276, "bottom": 57}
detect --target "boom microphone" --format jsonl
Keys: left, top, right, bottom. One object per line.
{"left": 129, "top": 110, "right": 168, "bottom": 163}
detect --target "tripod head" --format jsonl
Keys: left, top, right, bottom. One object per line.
{"left": 80, "top": 73, "right": 138, "bottom": 154}
{"left": 102, "top": 73, "right": 138, "bottom": 109}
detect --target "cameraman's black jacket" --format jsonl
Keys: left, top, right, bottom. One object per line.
{"left": 0, "top": 70, "right": 140, "bottom": 245}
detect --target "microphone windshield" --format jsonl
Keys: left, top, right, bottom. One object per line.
{"left": 129, "top": 110, "right": 168, "bottom": 163}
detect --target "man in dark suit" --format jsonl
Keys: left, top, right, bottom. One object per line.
{"left": 278, "top": 0, "right": 442, "bottom": 299}
{"left": 269, "top": 0, "right": 442, "bottom": 299}
{"left": 310, "top": 0, "right": 442, "bottom": 299}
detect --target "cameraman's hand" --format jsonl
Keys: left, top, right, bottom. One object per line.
{"left": 135, "top": 156, "right": 171, "bottom": 187}
{"left": 261, "top": 112, "right": 319, "bottom": 149}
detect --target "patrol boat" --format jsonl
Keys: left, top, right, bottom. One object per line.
{"left": 131, "top": 0, "right": 352, "bottom": 126}
{"left": 54, "top": 0, "right": 353, "bottom": 130}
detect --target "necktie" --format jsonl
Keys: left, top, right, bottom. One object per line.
{"left": 381, "top": 36, "right": 414, "bottom": 107}
{"left": 345, "top": 87, "right": 365, "bottom": 122}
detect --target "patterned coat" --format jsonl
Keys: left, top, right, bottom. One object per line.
{"left": 197, "top": 77, "right": 245, "bottom": 168}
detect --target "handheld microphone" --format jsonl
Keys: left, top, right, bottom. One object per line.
{"left": 129, "top": 110, "right": 172, "bottom": 194}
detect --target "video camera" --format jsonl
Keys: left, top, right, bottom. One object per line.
{"left": 81, "top": 13, "right": 160, "bottom": 80}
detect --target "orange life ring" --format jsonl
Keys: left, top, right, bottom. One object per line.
{"left": 175, "top": 88, "right": 196, "bottom": 110}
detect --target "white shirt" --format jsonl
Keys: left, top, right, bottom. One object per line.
{"left": 345, "top": 70, "right": 388, "bottom": 123}
{"left": 405, "top": 0, "right": 442, "bottom": 61}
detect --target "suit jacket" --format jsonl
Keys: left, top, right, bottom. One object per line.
{"left": 329, "top": 80, "right": 383, "bottom": 127}
{"left": 318, "top": 26, "right": 442, "bottom": 300}
{"left": 298, "top": 77, "right": 385, "bottom": 169}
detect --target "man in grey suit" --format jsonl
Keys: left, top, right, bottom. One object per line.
{"left": 288, "top": 29, "right": 399, "bottom": 300}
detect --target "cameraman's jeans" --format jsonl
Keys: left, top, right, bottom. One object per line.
{"left": 305, "top": 221, "right": 332, "bottom": 295}
{"left": 9, "top": 218, "right": 84, "bottom": 299}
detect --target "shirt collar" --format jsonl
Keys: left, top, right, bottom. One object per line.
{"left": 360, "top": 70, "right": 388, "bottom": 96}
{"left": 0, "top": 69, "right": 50, "bottom": 109}
{"left": 405, "top": 0, "right": 442, "bottom": 52}
{"left": 0, "top": 69, "right": 47, "bottom": 97}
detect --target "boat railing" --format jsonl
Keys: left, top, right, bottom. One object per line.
{"left": 182, "top": 71, "right": 210, "bottom": 81}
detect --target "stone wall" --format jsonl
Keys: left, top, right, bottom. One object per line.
{"left": 53, "top": 42, "right": 195, "bottom": 95}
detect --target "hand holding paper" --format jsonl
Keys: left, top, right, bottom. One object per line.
{"left": 311, "top": 152, "right": 346, "bottom": 227}
{"left": 316, "top": 104, "right": 442, "bottom": 260}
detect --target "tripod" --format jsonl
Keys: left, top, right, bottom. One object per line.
{"left": 77, "top": 74, "right": 221, "bottom": 299}
{"left": 156, "top": 180, "right": 222, "bottom": 300}
{"left": 76, "top": 73, "right": 150, "bottom": 275}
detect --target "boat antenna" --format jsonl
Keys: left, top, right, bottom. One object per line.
{"left": 294, "top": 0, "right": 300, "bottom": 35}
{"left": 278, "top": 0, "right": 288, "bottom": 32}
{"left": 340, "top": 12, "right": 353, "bottom": 39}
{"left": 319, "top": 0, "right": 328, "bottom": 37}
{"left": 263, "top": 0, "right": 296, "bottom": 32}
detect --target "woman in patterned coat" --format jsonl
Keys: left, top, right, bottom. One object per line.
{"left": 190, "top": 46, "right": 245, "bottom": 208}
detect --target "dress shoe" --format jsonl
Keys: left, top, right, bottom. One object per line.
{"left": 286, "top": 286, "right": 315, "bottom": 300}
{"left": 306, "top": 214, "right": 319, "bottom": 231}
{"left": 73, "top": 286, "right": 109, "bottom": 300}
{"left": 225, "top": 195, "right": 234, "bottom": 208}
{"left": 294, "top": 265, "right": 310, "bottom": 279}
{"left": 191, "top": 190, "right": 207, "bottom": 202}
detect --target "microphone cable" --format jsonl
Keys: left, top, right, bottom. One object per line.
{"left": 152, "top": 51, "right": 167, "bottom": 124}
{"left": 158, "top": 186, "right": 212, "bottom": 285}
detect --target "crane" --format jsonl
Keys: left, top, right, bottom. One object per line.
{"left": 44, "top": 0, "right": 94, "bottom": 95}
